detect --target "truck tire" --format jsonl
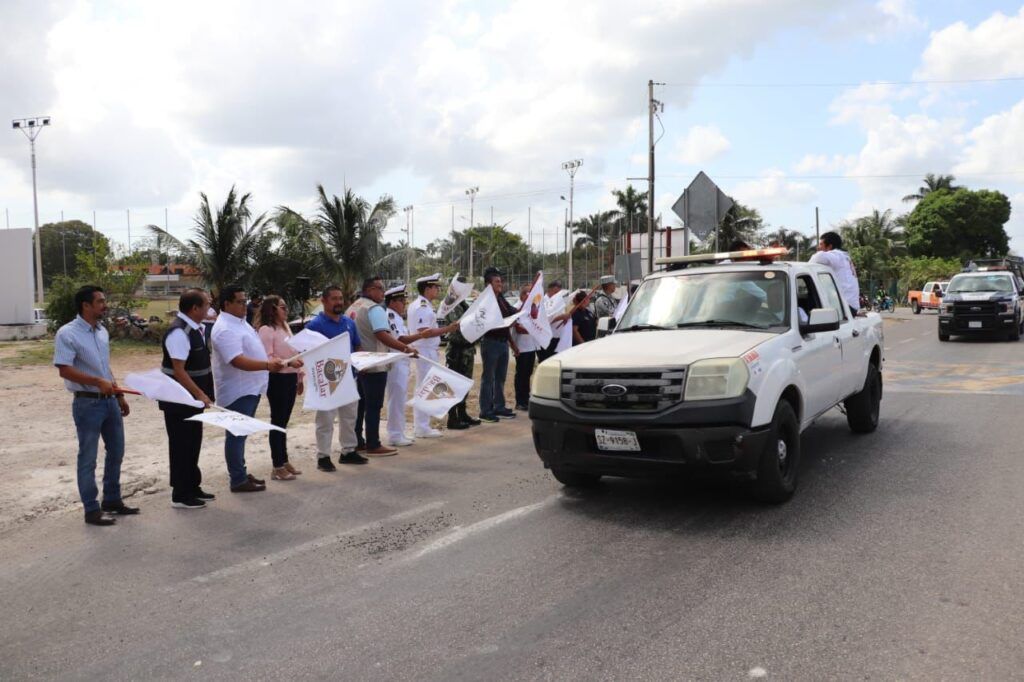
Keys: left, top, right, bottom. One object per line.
{"left": 550, "top": 468, "right": 601, "bottom": 489}
{"left": 752, "top": 400, "right": 801, "bottom": 504}
{"left": 1010, "top": 315, "right": 1021, "bottom": 341}
{"left": 845, "top": 361, "right": 881, "bottom": 433}
{"left": 938, "top": 329, "right": 950, "bottom": 342}
{"left": 911, "top": 300, "right": 920, "bottom": 314}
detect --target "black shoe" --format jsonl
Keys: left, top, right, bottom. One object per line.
{"left": 171, "top": 498, "right": 206, "bottom": 510}
{"left": 194, "top": 488, "right": 216, "bottom": 501}
{"left": 247, "top": 473, "right": 266, "bottom": 485}
{"left": 515, "top": 404, "right": 529, "bottom": 412}
{"left": 317, "top": 456, "right": 337, "bottom": 472}
{"left": 100, "top": 501, "right": 140, "bottom": 515}
{"left": 479, "top": 414, "right": 499, "bottom": 423}
{"left": 463, "top": 415, "right": 481, "bottom": 426}
{"left": 84, "top": 510, "right": 116, "bottom": 526}
{"left": 495, "top": 409, "right": 517, "bottom": 418}
{"left": 447, "top": 419, "right": 470, "bottom": 430}
{"left": 338, "top": 451, "right": 369, "bottom": 465}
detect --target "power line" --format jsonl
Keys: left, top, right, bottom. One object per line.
{"left": 663, "top": 76, "right": 1024, "bottom": 89}
{"left": 658, "top": 170, "right": 1024, "bottom": 179}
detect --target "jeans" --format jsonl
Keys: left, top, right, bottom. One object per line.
{"left": 514, "top": 350, "right": 536, "bottom": 407}
{"left": 266, "top": 373, "right": 298, "bottom": 467}
{"left": 357, "top": 371, "right": 388, "bottom": 449}
{"left": 479, "top": 337, "right": 509, "bottom": 417}
{"left": 71, "top": 396, "right": 125, "bottom": 513}
{"left": 224, "top": 394, "right": 260, "bottom": 487}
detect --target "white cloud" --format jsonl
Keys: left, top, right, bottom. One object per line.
{"left": 955, "top": 99, "right": 1024, "bottom": 174}
{"left": 794, "top": 154, "right": 856, "bottom": 175}
{"left": 917, "top": 7, "right": 1024, "bottom": 80}
{"left": 674, "top": 125, "right": 731, "bottom": 165}
{"left": 731, "top": 170, "right": 818, "bottom": 209}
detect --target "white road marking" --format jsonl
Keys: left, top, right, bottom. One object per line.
{"left": 898, "top": 338, "right": 914, "bottom": 344}
{"left": 749, "top": 667, "right": 768, "bottom": 678}
{"left": 413, "top": 497, "right": 556, "bottom": 559}
{"left": 190, "top": 501, "right": 447, "bottom": 584}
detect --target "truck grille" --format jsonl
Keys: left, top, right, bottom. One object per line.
{"left": 560, "top": 369, "right": 685, "bottom": 412}
{"left": 953, "top": 301, "right": 998, "bottom": 316}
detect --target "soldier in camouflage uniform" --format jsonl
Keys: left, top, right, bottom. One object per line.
{"left": 444, "top": 299, "right": 481, "bottom": 430}
{"left": 590, "top": 275, "right": 619, "bottom": 319}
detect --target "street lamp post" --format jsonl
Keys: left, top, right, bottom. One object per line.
{"left": 561, "top": 159, "right": 582, "bottom": 289}
{"left": 465, "top": 187, "right": 479, "bottom": 276}
{"left": 12, "top": 116, "right": 51, "bottom": 304}
{"left": 402, "top": 205, "right": 413, "bottom": 285}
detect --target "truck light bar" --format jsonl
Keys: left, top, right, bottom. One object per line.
{"left": 655, "top": 247, "right": 790, "bottom": 267}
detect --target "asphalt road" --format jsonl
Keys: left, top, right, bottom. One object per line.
{"left": 3, "top": 308, "right": 1024, "bottom": 680}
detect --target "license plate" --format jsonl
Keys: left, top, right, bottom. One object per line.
{"left": 595, "top": 428, "right": 641, "bottom": 452}
{"left": 969, "top": 321, "right": 982, "bottom": 329}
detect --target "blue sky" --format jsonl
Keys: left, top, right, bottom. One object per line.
{"left": 2, "top": 1, "right": 1024, "bottom": 253}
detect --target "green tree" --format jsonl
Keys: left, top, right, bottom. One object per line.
{"left": 902, "top": 173, "right": 960, "bottom": 203}
{"left": 764, "top": 227, "right": 815, "bottom": 261}
{"left": 38, "top": 220, "right": 110, "bottom": 287}
{"left": 716, "top": 202, "right": 764, "bottom": 250}
{"left": 896, "top": 256, "right": 963, "bottom": 297}
{"left": 315, "top": 185, "right": 396, "bottom": 299}
{"left": 463, "top": 224, "right": 530, "bottom": 277}
{"left": 246, "top": 207, "right": 327, "bottom": 307}
{"left": 903, "top": 188, "right": 1010, "bottom": 260}
{"left": 611, "top": 185, "right": 647, "bottom": 235}
{"left": 149, "top": 186, "right": 269, "bottom": 297}
{"left": 45, "top": 241, "right": 148, "bottom": 331}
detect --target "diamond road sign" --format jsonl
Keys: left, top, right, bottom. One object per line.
{"left": 671, "top": 171, "right": 734, "bottom": 242}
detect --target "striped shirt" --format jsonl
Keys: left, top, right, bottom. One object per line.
{"left": 53, "top": 315, "right": 114, "bottom": 393}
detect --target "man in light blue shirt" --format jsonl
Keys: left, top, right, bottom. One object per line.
{"left": 53, "top": 285, "right": 138, "bottom": 526}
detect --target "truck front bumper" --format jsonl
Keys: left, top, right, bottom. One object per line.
{"left": 939, "top": 312, "right": 1015, "bottom": 334}
{"left": 528, "top": 395, "right": 772, "bottom": 481}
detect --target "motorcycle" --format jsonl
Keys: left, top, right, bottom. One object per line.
{"left": 873, "top": 294, "right": 895, "bottom": 312}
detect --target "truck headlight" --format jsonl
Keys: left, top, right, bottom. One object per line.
{"left": 684, "top": 358, "right": 749, "bottom": 401}
{"left": 1001, "top": 299, "right": 1016, "bottom": 313}
{"left": 532, "top": 360, "right": 562, "bottom": 400}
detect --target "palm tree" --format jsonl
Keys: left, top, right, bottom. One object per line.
{"left": 611, "top": 185, "right": 648, "bottom": 235}
{"left": 314, "top": 184, "right": 396, "bottom": 299}
{"left": 764, "top": 227, "right": 815, "bottom": 260}
{"left": 148, "top": 186, "right": 269, "bottom": 296}
{"left": 716, "top": 202, "right": 764, "bottom": 250}
{"left": 902, "top": 173, "right": 959, "bottom": 203}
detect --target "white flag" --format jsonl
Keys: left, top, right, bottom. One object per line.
{"left": 516, "top": 273, "right": 553, "bottom": 347}
{"left": 613, "top": 291, "right": 629, "bottom": 322}
{"left": 351, "top": 351, "right": 408, "bottom": 372}
{"left": 302, "top": 332, "right": 360, "bottom": 411}
{"left": 545, "top": 290, "right": 570, "bottom": 320}
{"left": 124, "top": 368, "right": 204, "bottom": 408}
{"left": 287, "top": 328, "right": 329, "bottom": 354}
{"left": 406, "top": 364, "right": 473, "bottom": 417}
{"left": 458, "top": 285, "right": 524, "bottom": 343}
{"left": 186, "top": 411, "right": 285, "bottom": 436}
{"left": 437, "top": 273, "right": 474, "bottom": 319}
{"left": 554, "top": 318, "right": 573, "bottom": 353}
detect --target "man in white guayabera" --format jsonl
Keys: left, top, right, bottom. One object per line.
{"left": 810, "top": 231, "right": 861, "bottom": 316}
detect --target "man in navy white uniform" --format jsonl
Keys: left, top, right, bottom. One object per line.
{"left": 384, "top": 284, "right": 420, "bottom": 447}
{"left": 408, "top": 273, "right": 444, "bottom": 438}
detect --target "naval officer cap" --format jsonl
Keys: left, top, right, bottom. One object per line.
{"left": 416, "top": 273, "right": 442, "bottom": 285}
{"left": 599, "top": 275, "right": 617, "bottom": 286}
{"left": 384, "top": 284, "right": 408, "bottom": 301}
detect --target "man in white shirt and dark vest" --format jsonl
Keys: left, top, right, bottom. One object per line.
{"left": 210, "top": 285, "right": 289, "bottom": 492}
{"left": 160, "top": 289, "right": 216, "bottom": 510}
{"left": 409, "top": 273, "right": 444, "bottom": 438}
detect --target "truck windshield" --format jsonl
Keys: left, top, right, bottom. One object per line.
{"left": 618, "top": 271, "right": 790, "bottom": 332}
{"left": 947, "top": 274, "right": 1015, "bottom": 293}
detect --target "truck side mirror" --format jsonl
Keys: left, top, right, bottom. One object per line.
{"left": 596, "top": 316, "right": 615, "bottom": 338}
{"left": 800, "top": 308, "right": 841, "bottom": 335}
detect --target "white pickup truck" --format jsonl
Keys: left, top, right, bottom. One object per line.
{"left": 528, "top": 249, "right": 885, "bottom": 502}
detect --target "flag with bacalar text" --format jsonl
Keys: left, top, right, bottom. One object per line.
{"left": 186, "top": 411, "right": 285, "bottom": 436}
{"left": 406, "top": 363, "right": 474, "bottom": 417}
{"left": 302, "top": 332, "right": 360, "bottom": 410}
{"left": 458, "top": 285, "right": 524, "bottom": 344}
{"left": 517, "top": 272, "right": 553, "bottom": 347}
{"left": 350, "top": 351, "right": 409, "bottom": 372}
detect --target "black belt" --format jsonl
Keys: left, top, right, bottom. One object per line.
{"left": 74, "top": 391, "right": 114, "bottom": 399}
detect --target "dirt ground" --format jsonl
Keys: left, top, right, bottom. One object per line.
{"left": 0, "top": 338, "right": 521, "bottom": 533}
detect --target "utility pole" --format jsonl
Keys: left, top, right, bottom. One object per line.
{"left": 469, "top": 235, "right": 475, "bottom": 280}
{"left": 164, "top": 207, "right": 170, "bottom": 295}
{"left": 561, "top": 159, "right": 582, "bottom": 288}
{"left": 815, "top": 206, "right": 820, "bottom": 245}
{"left": 647, "top": 80, "right": 664, "bottom": 274}
{"left": 450, "top": 205, "right": 455, "bottom": 270}
{"left": 126, "top": 208, "right": 132, "bottom": 254}
{"left": 402, "top": 205, "right": 413, "bottom": 285}
{"left": 12, "top": 116, "right": 51, "bottom": 304}
{"left": 527, "top": 206, "right": 532, "bottom": 275}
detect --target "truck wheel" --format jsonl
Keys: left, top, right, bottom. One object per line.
{"left": 938, "top": 330, "right": 950, "bottom": 342}
{"left": 550, "top": 468, "right": 601, "bottom": 489}
{"left": 845, "top": 361, "right": 881, "bottom": 433}
{"left": 752, "top": 400, "right": 801, "bottom": 504}
{"left": 1010, "top": 316, "right": 1021, "bottom": 341}
{"left": 911, "top": 300, "right": 920, "bottom": 314}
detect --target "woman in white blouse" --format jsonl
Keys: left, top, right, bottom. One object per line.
{"left": 256, "top": 295, "right": 304, "bottom": 481}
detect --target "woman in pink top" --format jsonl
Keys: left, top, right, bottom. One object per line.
{"left": 256, "top": 295, "right": 303, "bottom": 480}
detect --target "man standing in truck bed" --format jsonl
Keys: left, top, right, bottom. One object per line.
{"left": 810, "top": 231, "right": 861, "bottom": 315}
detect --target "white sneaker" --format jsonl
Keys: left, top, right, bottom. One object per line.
{"left": 415, "top": 428, "right": 443, "bottom": 438}
{"left": 388, "top": 437, "right": 414, "bottom": 447}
